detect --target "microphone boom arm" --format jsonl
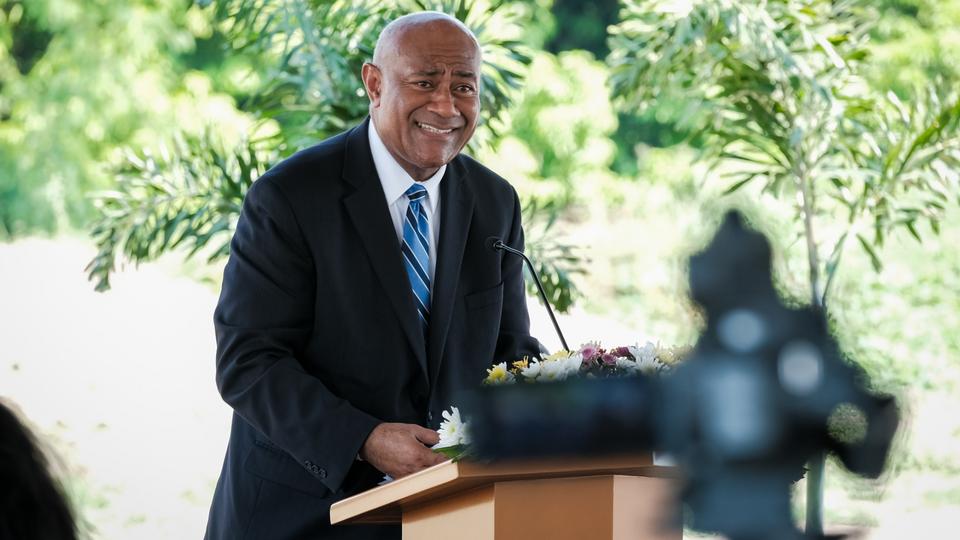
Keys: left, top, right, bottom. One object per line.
{"left": 493, "top": 240, "right": 570, "bottom": 352}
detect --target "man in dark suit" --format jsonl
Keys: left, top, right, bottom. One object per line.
{"left": 205, "top": 11, "right": 541, "bottom": 539}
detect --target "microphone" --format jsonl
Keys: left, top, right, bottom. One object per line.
{"left": 487, "top": 237, "right": 570, "bottom": 352}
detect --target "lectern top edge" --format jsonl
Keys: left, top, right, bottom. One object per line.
{"left": 330, "top": 454, "right": 670, "bottom": 526}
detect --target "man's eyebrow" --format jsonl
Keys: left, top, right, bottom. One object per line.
{"left": 410, "top": 68, "right": 478, "bottom": 79}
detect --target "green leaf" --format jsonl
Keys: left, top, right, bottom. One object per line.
{"left": 904, "top": 220, "right": 923, "bottom": 243}
{"left": 856, "top": 233, "right": 884, "bottom": 272}
{"left": 723, "top": 174, "right": 761, "bottom": 195}
{"left": 930, "top": 218, "right": 942, "bottom": 235}
{"left": 433, "top": 444, "right": 469, "bottom": 461}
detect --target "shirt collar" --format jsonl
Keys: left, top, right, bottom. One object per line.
{"left": 368, "top": 120, "right": 444, "bottom": 213}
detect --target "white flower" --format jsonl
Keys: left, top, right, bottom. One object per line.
{"left": 483, "top": 362, "right": 515, "bottom": 385}
{"left": 635, "top": 354, "right": 666, "bottom": 375}
{"left": 628, "top": 342, "right": 658, "bottom": 363}
{"left": 620, "top": 342, "right": 666, "bottom": 376}
{"left": 615, "top": 357, "right": 642, "bottom": 374}
{"left": 521, "top": 359, "right": 543, "bottom": 380}
{"left": 538, "top": 352, "right": 583, "bottom": 381}
{"left": 434, "top": 406, "right": 470, "bottom": 448}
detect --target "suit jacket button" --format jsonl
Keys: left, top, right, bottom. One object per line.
{"left": 318, "top": 468, "right": 327, "bottom": 479}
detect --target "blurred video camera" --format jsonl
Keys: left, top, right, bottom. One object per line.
{"left": 466, "top": 212, "right": 900, "bottom": 540}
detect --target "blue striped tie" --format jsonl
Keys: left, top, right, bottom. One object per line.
{"left": 401, "top": 184, "right": 431, "bottom": 336}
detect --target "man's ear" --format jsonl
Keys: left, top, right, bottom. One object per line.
{"left": 361, "top": 63, "right": 382, "bottom": 107}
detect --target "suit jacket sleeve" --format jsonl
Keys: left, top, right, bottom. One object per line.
{"left": 494, "top": 190, "right": 545, "bottom": 362}
{"left": 213, "top": 176, "right": 381, "bottom": 493}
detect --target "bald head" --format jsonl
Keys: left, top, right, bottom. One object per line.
{"left": 360, "top": 11, "right": 482, "bottom": 181}
{"left": 372, "top": 11, "right": 481, "bottom": 66}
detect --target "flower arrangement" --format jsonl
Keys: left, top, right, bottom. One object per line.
{"left": 432, "top": 341, "right": 689, "bottom": 459}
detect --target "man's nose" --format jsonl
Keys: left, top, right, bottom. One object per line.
{"left": 427, "top": 86, "right": 459, "bottom": 118}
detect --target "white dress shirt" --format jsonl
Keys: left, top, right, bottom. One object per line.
{"left": 368, "top": 121, "right": 445, "bottom": 289}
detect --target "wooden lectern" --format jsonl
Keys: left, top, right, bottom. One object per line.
{"left": 330, "top": 454, "right": 680, "bottom": 539}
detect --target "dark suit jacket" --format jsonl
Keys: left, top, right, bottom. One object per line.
{"left": 205, "top": 119, "right": 540, "bottom": 539}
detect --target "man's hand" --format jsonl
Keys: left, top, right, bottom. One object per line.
{"left": 359, "top": 422, "right": 448, "bottom": 478}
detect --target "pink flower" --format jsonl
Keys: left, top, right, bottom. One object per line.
{"left": 601, "top": 353, "right": 618, "bottom": 366}
{"left": 579, "top": 343, "right": 600, "bottom": 360}
{"left": 612, "top": 346, "right": 631, "bottom": 357}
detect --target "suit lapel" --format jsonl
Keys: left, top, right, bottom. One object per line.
{"left": 341, "top": 120, "right": 429, "bottom": 381}
{"left": 428, "top": 158, "right": 475, "bottom": 385}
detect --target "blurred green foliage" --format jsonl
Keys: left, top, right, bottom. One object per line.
{"left": 546, "top": 0, "right": 619, "bottom": 57}
{"left": 867, "top": 0, "right": 960, "bottom": 95}
{"left": 481, "top": 50, "right": 620, "bottom": 205}
{"left": 0, "top": 0, "right": 200, "bottom": 235}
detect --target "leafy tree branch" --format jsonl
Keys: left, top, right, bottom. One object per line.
{"left": 86, "top": 134, "right": 273, "bottom": 291}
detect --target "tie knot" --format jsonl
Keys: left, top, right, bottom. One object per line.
{"left": 405, "top": 184, "right": 428, "bottom": 202}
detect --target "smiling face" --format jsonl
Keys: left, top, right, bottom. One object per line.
{"left": 362, "top": 17, "right": 481, "bottom": 181}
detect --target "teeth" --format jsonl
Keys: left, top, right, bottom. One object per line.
{"left": 417, "top": 122, "right": 453, "bottom": 134}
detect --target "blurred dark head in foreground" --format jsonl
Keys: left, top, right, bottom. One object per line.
{"left": 469, "top": 211, "right": 899, "bottom": 540}
{"left": 0, "top": 402, "right": 77, "bottom": 540}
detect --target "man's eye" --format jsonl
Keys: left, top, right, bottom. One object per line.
{"left": 457, "top": 85, "right": 476, "bottom": 94}
{"left": 416, "top": 81, "right": 432, "bottom": 88}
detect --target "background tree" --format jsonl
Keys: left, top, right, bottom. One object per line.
{"left": 608, "top": 0, "right": 960, "bottom": 533}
